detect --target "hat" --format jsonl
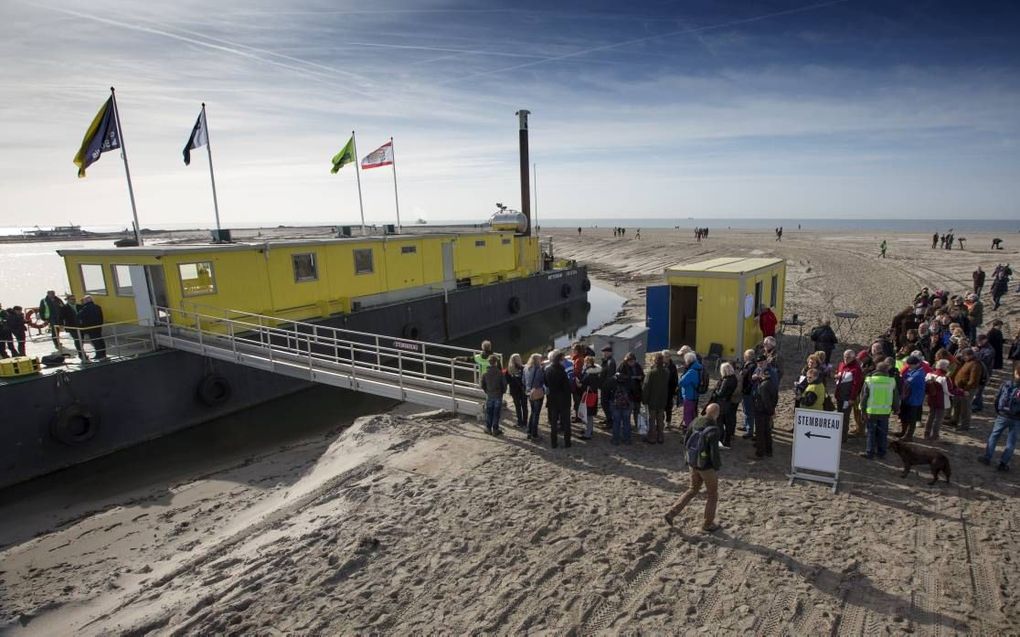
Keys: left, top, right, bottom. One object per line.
{"left": 905, "top": 355, "right": 920, "bottom": 365}
{"left": 601, "top": 345, "right": 613, "bottom": 352}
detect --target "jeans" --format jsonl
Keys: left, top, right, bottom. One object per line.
{"left": 865, "top": 415, "right": 890, "bottom": 458}
{"left": 548, "top": 403, "right": 571, "bottom": 448}
{"left": 982, "top": 415, "right": 1019, "bottom": 466}
{"left": 528, "top": 397, "right": 543, "bottom": 438}
{"left": 924, "top": 407, "right": 945, "bottom": 440}
{"left": 485, "top": 398, "right": 502, "bottom": 432}
{"left": 612, "top": 406, "right": 632, "bottom": 444}
{"left": 741, "top": 395, "right": 755, "bottom": 434}
{"left": 510, "top": 391, "right": 528, "bottom": 428}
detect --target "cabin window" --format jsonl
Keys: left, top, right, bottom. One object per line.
{"left": 753, "top": 280, "right": 763, "bottom": 316}
{"left": 178, "top": 261, "right": 216, "bottom": 296}
{"left": 770, "top": 274, "right": 778, "bottom": 308}
{"left": 475, "top": 240, "right": 486, "bottom": 247}
{"left": 353, "top": 248, "right": 374, "bottom": 275}
{"left": 501, "top": 238, "right": 511, "bottom": 245}
{"left": 112, "top": 265, "right": 134, "bottom": 296}
{"left": 292, "top": 253, "right": 317, "bottom": 282}
{"left": 80, "top": 264, "right": 107, "bottom": 295}
{"left": 400, "top": 246, "right": 416, "bottom": 254}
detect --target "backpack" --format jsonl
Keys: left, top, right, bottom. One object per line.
{"left": 978, "top": 360, "right": 990, "bottom": 387}
{"left": 685, "top": 425, "right": 713, "bottom": 469}
{"left": 697, "top": 367, "right": 710, "bottom": 395}
{"left": 997, "top": 382, "right": 1020, "bottom": 417}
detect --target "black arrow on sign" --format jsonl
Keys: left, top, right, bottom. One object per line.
{"left": 804, "top": 431, "right": 832, "bottom": 440}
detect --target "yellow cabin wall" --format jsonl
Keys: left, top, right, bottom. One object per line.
{"left": 166, "top": 250, "right": 273, "bottom": 318}
{"left": 452, "top": 232, "right": 515, "bottom": 280}
{"left": 62, "top": 255, "right": 162, "bottom": 325}
{"left": 741, "top": 263, "right": 786, "bottom": 351}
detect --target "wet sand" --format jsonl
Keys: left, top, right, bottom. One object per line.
{"left": 1, "top": 226, "right": 1018, "bottom": 635}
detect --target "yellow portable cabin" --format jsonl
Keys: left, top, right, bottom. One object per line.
{"left": 645, "top": 257, "right": 786, "bottom": 357}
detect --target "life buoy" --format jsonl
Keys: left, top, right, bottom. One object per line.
{"left": 50, "top": 403, "right": 98, "bottom": 445}
{"left": 196, "top": 374, "right": 232, "bottom": 406}
{"left": 507, "top": 296, "right": 521, "bottom": 314}
{"left": 561, "top": 283, "right": 573, "bottom": 298}
{"left": 26, "top": 308, "right": 48, "bottom": 330}
{"left": 581, "top": 278, "right": 592, "bottom": 292}
{"left": 402, "top": 324, "right": 420, "bottom": 340}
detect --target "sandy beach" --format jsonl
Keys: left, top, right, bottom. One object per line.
{"left": 1, "top": 226, "right": 1018, "bottom": 635}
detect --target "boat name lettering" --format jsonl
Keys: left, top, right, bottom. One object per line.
{"left": 392, "top": 340, "right": 421, "bottom": 353}
{"left": 567, "top": 269, "right": 577, "bottom": 276}
{"left": 547, "top": 273, "right": 563, "bottom": 280}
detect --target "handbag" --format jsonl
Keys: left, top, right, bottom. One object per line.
{"left": 823, "top": 394, "right": 835, "bottom": 412}
{"left": 583, "top": 388, "right": 598, "bottom": 408}
{"left": 529, "top": 386, "right": 545, "bottom": 401}
{"left": 577, "top": 401, "right": 588, "bottom": 422}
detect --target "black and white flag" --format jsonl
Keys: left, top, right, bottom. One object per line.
{"left": 183, "top": 108, "right": 208, "bottom": 166}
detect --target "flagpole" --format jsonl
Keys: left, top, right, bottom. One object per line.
{"left": 201, "top": 103, "right": 222, "bottom": 239}
{"left": 351, "top": 131, "right": 367, "bottom": 236}
{"left": 389, "top": 137, "right": 402, "bottom": 232}
{"left": 109, "top": 86, "right": 142, "bottom": 246}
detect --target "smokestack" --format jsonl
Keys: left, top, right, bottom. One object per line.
{"left": 516, "top": 109, "right": 531, "bottom": 236}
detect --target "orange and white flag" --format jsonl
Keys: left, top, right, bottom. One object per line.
{"left": 361, "top": 140, "right": 394, "bottom": 169}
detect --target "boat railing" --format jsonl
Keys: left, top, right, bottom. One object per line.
{"left": 153, "top": 306, "right": 486, "bottom": 392}
{"left": 60, "top": 320, "right": 158, "bottom": 360}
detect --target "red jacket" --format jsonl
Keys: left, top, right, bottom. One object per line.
{"left": 759, "top": 308, "right": 778, "bottom": 337}
{"left": 836, "top": 360, "right": 864, "bottom": 400}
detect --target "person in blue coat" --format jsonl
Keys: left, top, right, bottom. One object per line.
{"left": 896, "top": 355, "right": 927, "bottom": 440}
{"left": 679, "top": 352, "right": 701, "bottom": 429}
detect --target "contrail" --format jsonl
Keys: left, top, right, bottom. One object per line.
{"left": 348, "top": 42, "right": 549, "bottom": 60}
{"left": 445, "top": 0, "right": 853, "bottom": 84}
{"left": 27, "top": 2, "right": 377, "bottom": 99}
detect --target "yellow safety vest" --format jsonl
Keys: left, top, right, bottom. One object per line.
{"left": 864, "top": 375, "right": 896, "bottom": 415}
{"left": 474, "top": 353, "right": 490, "bottom": 374}
{"left": 801, "top": 382, "right": 826, "bottom": 409}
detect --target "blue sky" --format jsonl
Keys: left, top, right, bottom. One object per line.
{"left": 1, "top": 0, "right": 1018, "bottom": 228}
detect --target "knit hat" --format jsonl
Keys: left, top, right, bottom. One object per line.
{"left": 905, "top": 355, "right": 921, "bottom": 365}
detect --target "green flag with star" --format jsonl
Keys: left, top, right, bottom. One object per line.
{"left": 330, "top": 136, "right": 356, "bottom": 174}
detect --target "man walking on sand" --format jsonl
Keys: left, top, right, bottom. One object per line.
{"left": 973, "top": 266, "right": 986, "bottom": 296}
{"left": 665, "top": 403, "right": 722, "bottom": 532}
{"left": 978, "top": 363, "right": 1020, "bottom": 472}
{"left": 880, "top": 240, "right": 887, "bottom": 258}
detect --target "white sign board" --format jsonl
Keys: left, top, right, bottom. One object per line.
{"left": 790, "top": 408, "right": 843, "bottom": 492}
{"left": 744, "top": 294, "right": 755, "bottom": 319}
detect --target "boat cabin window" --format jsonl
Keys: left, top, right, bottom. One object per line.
{"left": 400, "top": 246, "right": 416, "bottom": 254}
{"left": 178, "top": 262, "right": 217, "bottom": 296}
{"left": 292, "top": 253, "right": 317, "bottom": 282}
{"left": 475, "top": 240, "right": 486, "bottom": 247}
{"left": 112, "top": 265, "right": 134, "bottom": 296}
{"left": 753, "top": 280, "right": 763, "bottom": 316}
{"left": 501, "top": 238, "right": 511, "bottom": 245}
{"left": 80, "top": 264, "right": 107, "bottom": 295}
{"left": 354, "top": 249, "right": 374, "bottom": 275}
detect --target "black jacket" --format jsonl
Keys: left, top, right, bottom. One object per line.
{"left": 59, "top": 303, "right": 80, "bottom": 328}
{"left": 4, "top": 310, "right": 25, "bottom": 336}
{"left": 78, "top": 301, "right": 104, "bottom": 328}
{"left": 544, "top": 362, "right": 572, "bottom": 408}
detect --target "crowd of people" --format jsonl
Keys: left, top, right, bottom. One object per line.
{"left": 474, "top": 265, "right": 1019, "bottom": 531}
{"left": 0, "top": 290, "right": 106, "bottom": 362}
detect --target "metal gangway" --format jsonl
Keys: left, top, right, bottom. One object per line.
{"left": 153, "top": 307, "right": 486, "bottom": 416}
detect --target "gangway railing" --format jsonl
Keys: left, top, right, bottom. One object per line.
{"left": 152, "top": 306, "right": 487, "bottom": 416}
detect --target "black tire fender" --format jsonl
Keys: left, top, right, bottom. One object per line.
{"left": 50, "top": 403, "right": 98, "bottom": 445}
{"left": 581, "top": 278, "right": 592, "bottom": 292}
{"left": 561, "top": 283, "right": 573, "bottom": 298}
{"left": 197, "top": 374, "right": 232, "bottom": 407}
{"left": 508, "top": 296, "right": 522, "bottom": 314}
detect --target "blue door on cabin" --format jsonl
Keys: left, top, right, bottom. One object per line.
{"left": 646, "top": 285, "right": 670, "bottom": 351}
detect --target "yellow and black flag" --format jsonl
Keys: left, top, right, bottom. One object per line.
{"left": 73, "top": 97, "right": 121, "bottom": 178}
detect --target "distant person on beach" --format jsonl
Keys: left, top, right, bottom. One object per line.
{"left": 958, "top": 236, "right": 966, "bottom": 250}
{"left": 859, "top": 360, "right": 900, "bottom": 460}
{"left": 523, "top": 353, "right": 545, "bottom": 441}
{"left": 809, "top": 319, "right": 838, "bottom": 363}
{"left": 577, "top": 227, "right": 582, "bottom": 236}
{"left": 991, "top": 267, "right": 1010, "bottom": 310}
{"left": 932, "top": 232, "right": 939, "bottom": 249}
{"left": 973, "top": 266, "right": 986, "bottom": 296}
{"left": 635, "top": 229, "right": 640, "bottom": 240}
{"left": 751, "top": 356, "right": 777, "bottom": 458}
{"left": 480, "top": 354, "right": 506, "bottom": 436}
{"left": 992, "top": 238, "right": 1003, "bottom": 250}
{"left": 78, "top": 295, "right": 106, "bottom": 360}
{"left": 758, "top": 305, "right": 778, "bottom": 338}
{"left": 37, "top": 290, "right": 62, "bottom": 349}
{"left": 6, "top": 306, "right": 27, "bottom": 357}
{"left": 880, "top": 240, "right": 887, "bottom": 258}
{"left": 641, "top": 352, "right": 669, "bottom": 444}
{"left": 664, "top": 402, "right": 721, "bottom": 532}
{"left": 978, "top": 362, "right": 1020, "bottom": 472}
{"left": 545, "top": 350, "right": 572, "bottom": 448}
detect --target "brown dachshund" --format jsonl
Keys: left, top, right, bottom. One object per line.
{"left": 889, "top": 439, "right": 951, "bottom": 485}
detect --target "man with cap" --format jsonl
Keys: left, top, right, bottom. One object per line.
{"left": 599, "top": 345, "right": 617, "bottom": 428}
{"left": 896, "top": 355, "right": 927, "bottom": 440}
{"left": 751, "top": 354, "right": 778, "bottom": 458}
